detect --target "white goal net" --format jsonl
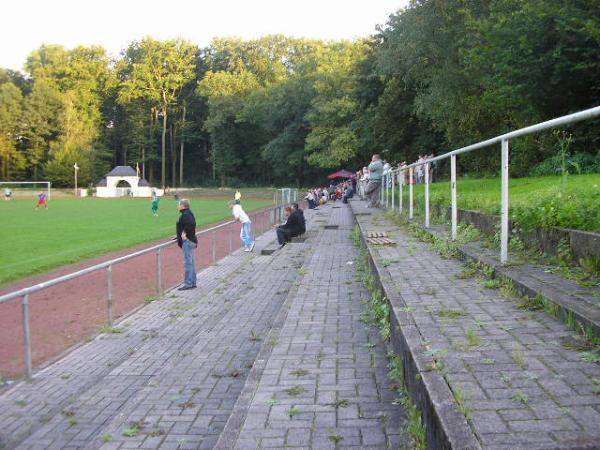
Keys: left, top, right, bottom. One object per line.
{"left": 0, "top": 181, "right": 52, "bottom": 200}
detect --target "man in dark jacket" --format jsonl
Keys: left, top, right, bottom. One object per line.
{"left": 276, "top": 204, "right": 305, "bottom": 249}
{"left": 176, "top": 199, "right": 197, "bottom": 290}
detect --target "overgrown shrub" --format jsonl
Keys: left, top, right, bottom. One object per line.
{"left": 530, "top": 152, "right": 600, "bottom": 177}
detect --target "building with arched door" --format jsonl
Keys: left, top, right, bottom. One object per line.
{"left": 95, "top": 166, "right": 161, "bottom": 197}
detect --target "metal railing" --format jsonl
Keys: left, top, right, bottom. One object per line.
{"left": 0, "top": 202, "right": 293, "bottom": 378}
{"left": 379, "top": 105, "right": 600, "bottom": 264}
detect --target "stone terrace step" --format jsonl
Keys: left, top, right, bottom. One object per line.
{"left": 427, "top": 223, "right": 600, "bottom": 339}
{"left": 350, "top": 200, "right": 600, "bottom": 450}
{"left": 216, "top": 203, "right": 408, "bottom": 449}
{"left": 0, "top": 207, "right": 323, "bottom": 450}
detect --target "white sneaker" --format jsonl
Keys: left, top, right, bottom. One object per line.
{"left": 244, "top": 248, "right": 250, "bottom": 252}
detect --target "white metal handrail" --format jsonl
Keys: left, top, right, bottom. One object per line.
{"left": 0, "top": 202, "right": 292, "bottom": 378}
{"left": 380, "top": 105, "right": 600, "bottom": 264}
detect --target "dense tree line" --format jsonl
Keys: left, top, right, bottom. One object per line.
{"left": 0, "top": 0, "right": 598, "bottom": 187}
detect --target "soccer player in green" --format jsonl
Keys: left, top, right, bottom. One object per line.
{"left": 151, "top": 190, "right": 160, "bottom": 216}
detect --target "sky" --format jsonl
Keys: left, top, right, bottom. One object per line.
{"left": 1, "top": 0, "right": 408, "bottom": 72}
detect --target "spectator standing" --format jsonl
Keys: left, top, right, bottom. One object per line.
{"left": 230, "top": 200, "right": 255, "bottom": 252}
{"left": 365, "top": 154, "right": 383, "bottom": 207}
{"left": 176, "top": 199, "right": 197, "bottom": 290}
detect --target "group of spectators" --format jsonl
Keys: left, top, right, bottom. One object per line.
{"left": 305, "top": 181, "right": 354, "bottom": 209}
{"left": 355, "top": 153, "right": 440, "bottom": 207}
{"left": 413, "top": 154, "right": 439, "bottom": 183}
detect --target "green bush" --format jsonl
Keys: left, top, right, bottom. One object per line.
{"left": 530, "top": 152, "right": 600, "bottom": 177}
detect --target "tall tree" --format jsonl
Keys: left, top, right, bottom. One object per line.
{"left": 0, "top": 81, "right": 25, "bottom": 179}
{"left": 118, "top": 38, "right": 197, "bottom": 187}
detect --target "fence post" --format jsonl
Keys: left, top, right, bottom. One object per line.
{"left": 501, "top": 139, "right": 510, "bottom": 265}
{"left": 451, "top": 154, "right": 458, "bottom": 241}
{"left": 212, "top": 230, "right": 217, "bottom": 263}
{"left": 409, "top": 168, "right": 414, "bottom": 219}
{"left": 399, "top": 171, "right": 403, "bottom": 213}
{"left": 156, "top": 248, "right": 162, "bottom": 294}
{"left": 22, "top": 293, "right": 32, "bottom": 379}
{"left": 106, "top": 265, "right": 113, "bottom": 327}
{"left": 391, "top": 172, "right": 395, "bottom": 210}
{"left": 425, "top": 162, "right": 430, "bottom": 228}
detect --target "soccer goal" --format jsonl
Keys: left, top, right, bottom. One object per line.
{"left": 0, "top": 181, "right": 52, "bottom": 200}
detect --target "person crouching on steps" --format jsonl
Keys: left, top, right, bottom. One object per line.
{"left": 176, "top": 199, "right": 197, "bottom": 290}
{"left": 229, "top": 200, "right": 255, "bottom": 252}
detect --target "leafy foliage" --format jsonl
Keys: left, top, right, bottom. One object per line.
{"left": 1, "top": 1, "right": 599, "bottom": 188}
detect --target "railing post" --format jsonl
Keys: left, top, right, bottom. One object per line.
{"left": 391, "top": 172, "right": 395, "bottom": 210}
{"left": 501, "top": 139, "right": 510, "bottom": 265}
{"left": 451, "top": 154, "right": 458, "bottom": 241}
{"left": 22, "top": 293, "right": 32, "bottom": 379}
{"left": 106, "top": 265, "right": 113, "bottom": 327}
{"left": 409, "top": 168, "right": 414, "bottom": 219}
{"left": 212, "top": 230, "right": 217, "bottom": 263}
{"left": 156, "top": 248, "right": 162, "bottom": 294}
{"left": 399, "top": 171, "right": 403, "bottom": 213}
{"left": 425, "top": 162, "right": 430, "bottom": 228}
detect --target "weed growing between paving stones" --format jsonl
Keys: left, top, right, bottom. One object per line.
{"left": 144, "top": 295, "right": 159, "bottom": 304}
{"left": 511, "top": 392, "right": 529, "bottom": 404}
{"left": 328, "top": 433, "right": 344, "bottom": 445}
{"left": 329, "top": 399, "right": 351, "bottom": 408}
{"left": 249, "top": 331, "right": 262, "bottom": 342}
{"left": 592, "top": 378, "right": 600, "bottom": 395}
{"left": 290, "top": 368, "right": 309, "bottom": 377}
{"left": 285, "top": 386, "right": 306, "bottom": 396}
{"left": 287, "top": 405, "right": 301, "bottom": 419}
{"left": 451, "top": 386, "right": 472, "bottom": 422}
{"left": 101, "top": 434, "right": 113, "bottom": 443}
{"left": 466, "top": 328, "right": 481, "bottom": 347}
{"left": 512, "top": 349, "right": 526, "bottom": 369}
{"left": 437, "top": 309, "right": 466, "bottom": 319}
{"left": 99, "top": 325, "right": 123, "bottom": 334}
{"left": 389, "top": 354, "right": 427, "bottom": 450}
{"left": 353, "top": 225, "right": 427, "bottom": 449}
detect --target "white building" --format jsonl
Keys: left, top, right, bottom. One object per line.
{"left": 94, "top": 166, "right": 161, "bottom": 198}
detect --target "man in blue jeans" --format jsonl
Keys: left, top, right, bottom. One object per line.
{"left": 176, "top": 199, "right": 197, "bottom": 290}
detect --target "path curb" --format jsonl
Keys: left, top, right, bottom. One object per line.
{"left": 351, "top": 205, "right": 481, "bottom": 450}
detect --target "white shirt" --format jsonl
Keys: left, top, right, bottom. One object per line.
{"left": 232, "top": 204, "right": 250, "bottom": 223}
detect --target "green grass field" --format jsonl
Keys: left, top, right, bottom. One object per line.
{"left": 0, "top": 197, "right": 272, "bottom": 286}
{"left": 397, "top": 173, "right": 600, "bottom": 232}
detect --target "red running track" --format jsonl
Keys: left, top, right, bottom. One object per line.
{"left": 0, "top": 208, "right": 277, "bottom": 379}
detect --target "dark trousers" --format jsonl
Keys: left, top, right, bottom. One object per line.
{"left": 277, "top": 227, "right": 293, "bottom": 245}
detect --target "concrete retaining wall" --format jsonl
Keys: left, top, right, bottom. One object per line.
{"left": 433, "top": 206, "right": 600, "bottom": 262}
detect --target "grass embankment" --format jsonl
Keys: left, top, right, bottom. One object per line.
{"left": 399, "top": 174, "right": 600, "bottom": 232}
{"left": 0, "top": 197, "right": 271, "bottom": 286}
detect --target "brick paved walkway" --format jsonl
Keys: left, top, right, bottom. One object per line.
{"left": 217, "top": 204, "right": 406, "bottom": 449}
{"left": 351, "top": 200, "right": 600, "bottom": 449}
{"left": 0, "top": 203, "right": 406, "bottom": 450}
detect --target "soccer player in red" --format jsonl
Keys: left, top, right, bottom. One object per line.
{"left": 36, "top": 192, "right": 48, "bottom": 209}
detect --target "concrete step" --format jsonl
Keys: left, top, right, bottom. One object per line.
{"left": 351, "top": 200, "right": 600, "bottom": 450}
